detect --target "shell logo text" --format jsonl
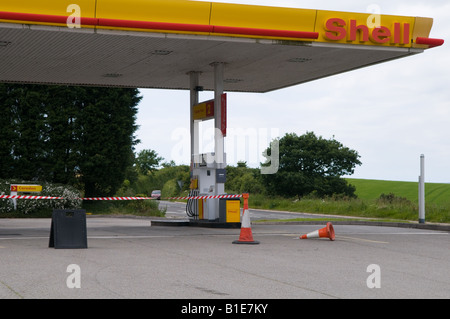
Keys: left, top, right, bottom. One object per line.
{"left": 324, "top": 18, "right": 410, "bottom": 45}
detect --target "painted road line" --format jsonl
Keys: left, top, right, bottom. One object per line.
{"left": 336, "top": 236, "right": 389, "bottom": 244}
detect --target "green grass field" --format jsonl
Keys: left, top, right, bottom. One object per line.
{"left": 346, "top": 178, "right": 450, "bottom": 205}
{"left": 249, "top": 178, "right": 450, "bottom": 224}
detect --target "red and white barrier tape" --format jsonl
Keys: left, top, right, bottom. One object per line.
{"left": 81, "top": 197, "right": 153, "bottom": 201}
{"left": 0, "top": 195, "right": 64, "bottom": 200}
{"left": 1, "top": 194, "right": 243, "bottom": 201}
{"left": 165, "top": 194, "right": 242, "bottom": 200}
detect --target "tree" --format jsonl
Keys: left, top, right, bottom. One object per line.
{"left": 75, "top": 87, "right": 141, "bottom": 197}
{"left": 135, "top": 149, "right": 164, "bottom": 175}
{"left": 0, "top": 85, "right": 48, "bottom": 180}
{"left": 41, "top": 86, "right": 82, "bottom": 185}
{"left": 225, "top": 164, "right": 265, "bottom": 194}
{"left": 261, "top": 132, "right": 361, "bottom": 198}
{"left": 0, "top": 84, "right": 141, "bottom": 197}
{"left": 0, "top": 85, "right": 18, "bottom": 178}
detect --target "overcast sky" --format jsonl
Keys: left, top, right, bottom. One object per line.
{"left": 135, "top": 0, "right": 449, "bottom": 183}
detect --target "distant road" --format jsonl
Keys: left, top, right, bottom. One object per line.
{"left": 158, "top": 200, "right": 329, "bottom": 221}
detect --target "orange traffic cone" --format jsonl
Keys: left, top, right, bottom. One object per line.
{"left": 300, "top": 222, "right": 335, "bottom": 241}
{"left": 233, "top": 193, "right": 259, "bottom": 245}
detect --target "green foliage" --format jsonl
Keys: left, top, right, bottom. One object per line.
{"left": 377, "top": 193, "right": 413, "bottom": 206}
{"left": 347, "top": 178, "right": 450, "bottom": 205}
{"left": 262, "top": 132, "right": 361, "bottom": 198}
{"left": 82, "top": 199, "right": 165, "bottom": 217}
{"left": 0, "top": 84, "right": 141, "bottom": 197}
{"left": 129, "top": 165, "right": 190, "bottom": 197}
{"left": 225, "top": 164, "right": 265, "bottom": 194}
{"left": 135, "top": 149, "right": 164, "bottom": 175}
{"left": 345, "top": 179, "right": 450, "bottom": 223}
{"left": 83, "top": 200, "right": 165, "bottom": 217}
{"left": 0, "top": 179, "right": 82, "bottom": 216}
{"left": 162, "top": 179, "right": 179, "bottom": 198}
{"left": 76, "top": 87, "right": 141, "bottom": 197}
{"left": 248, "top": 192, "right": 449, "bottom": 224}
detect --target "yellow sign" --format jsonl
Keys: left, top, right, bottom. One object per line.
{"left": 226, "top": 200, "right": 241, "bottom": 223}
{"left": 0, "top": 1, "right": 439, "bottom": 49}
{"left": 10, "top": 185, "right": 43, "bottom": 192}
{"left": 193, "top": 100, "right": 214, "bottom": 121}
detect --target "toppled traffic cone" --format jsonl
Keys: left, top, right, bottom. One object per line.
{"left": 300, "top": 222, "right": 335, "bottom": 241}
{"left": 233, "top": 193, "right": 259, "bottom": 245}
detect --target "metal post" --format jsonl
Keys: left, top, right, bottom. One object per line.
{"left": 188, "top": 71, "right": 201, "bottom": 219}
{"left": 418, "top": 154, "right": 425, "bottom": 224}
{"left": 189, "top": 71, "right": 200, "bottom": 166}
{"left": 211, "top": 62, "right": 226, "bottom": 221}
{"left": 213, "top": 62, "right": 225, "bottom": 170}
{"left": 212, "top": 62, "right": 226, "bottom": 192}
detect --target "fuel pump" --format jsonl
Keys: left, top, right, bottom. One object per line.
{"left": 187, "top": 64, "right": 232, "bottom": 223}
{"left": 188, "top": 152, "right": 226, "bottom": 220}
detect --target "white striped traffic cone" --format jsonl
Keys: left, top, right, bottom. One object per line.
{"left": 300, "top": 222, "right": 335, "bottom": 241}
{"left": 232, "top": 193, "right": 259, "bottom": 245}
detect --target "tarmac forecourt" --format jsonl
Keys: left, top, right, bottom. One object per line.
{"left": 0, "top": 216, "right": 448, "bottom": 301}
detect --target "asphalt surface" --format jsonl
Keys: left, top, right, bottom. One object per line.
{"left": 161, "top": 200, "right": 353, "bottom": 221}
{"left": 0, "top": 212, "right": 449, "bottom": 300}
